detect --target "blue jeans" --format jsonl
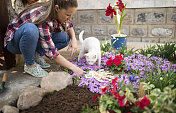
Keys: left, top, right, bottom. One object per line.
{"left": 7, "top": 23, "right": 70, "bottom": 65}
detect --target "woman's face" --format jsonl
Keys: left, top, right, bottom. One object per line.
{"left": 55, "top": 5, "right": 77, "bottom": 23}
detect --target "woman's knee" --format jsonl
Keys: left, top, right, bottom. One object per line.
{"left": 22, "top": 23, "right": 39, "bottom": 40}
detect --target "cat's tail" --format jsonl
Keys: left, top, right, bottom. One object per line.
{"left": 79, "top": 30, "right": 84, "bottom": 43}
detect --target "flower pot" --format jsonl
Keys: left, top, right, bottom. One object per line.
{"left": 111, "top": 34, "right": 127, "bottom": 50}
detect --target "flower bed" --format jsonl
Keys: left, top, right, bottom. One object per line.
{"left": 69, "top": 49, "right": 176, "bottom": 112}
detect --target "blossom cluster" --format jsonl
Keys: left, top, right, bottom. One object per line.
{"left": 70, "top": 52, "right": 175, "bottom": 94}
{"left": 105, "top": 0, "right": 126, "bottom": 36}
{"left": 124, "top": 54, "right": 176, "bottom": 79}
{"left": 106, "top": 54, "right": 125, "bottom": 71}
{"left": 94, "top": 77, "right": 150, "bottom": 111}
{"left": 135, "top": 96, "right": 150, "bottom": 110}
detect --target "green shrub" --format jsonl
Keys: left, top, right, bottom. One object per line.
{"left": 137, "top": 42, "right": 176, "bottom": 63}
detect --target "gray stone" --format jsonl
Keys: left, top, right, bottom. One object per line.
{"left": 0, "top": 67, "right": 41, "bottom": 111}
{"left": 135, "top": 8, "right": 166, "bottom": 24}
{"left": 40, "top": 71, "right": 73, "bottom": 92}
{"left": 167, "top": 8, "right": 176, "bottom": 24}
{"left": 77, "top": 10, "right": 97, "bottom": 24}
{"left": 98, "top": 10, "right": 114, "bottom": 24}
{"left": 17, "top": 86, "right": 47, "bottom": 110}
{"left": 74, "top": 25, "right": 92, "bottom": 35}
{"left": 132, "top": 28, "right": 146, "bottom": 36}
{"left": 108, "top": 25, "right": 117, "bottom": 35}
{"left": 92, "top": 25, "right": 107, "bottom": 35}
{"left": 130, "top": 25, "right": 147, "bottom": 37}
{"left": 2, "top": 105, "right": 19, "bottom": 113}
{"left": 151, "top": 28, "right": 173, "bottom": 37}
{"left": 149, "top": 25, "right": 175, "bottom": 38}
{"left": 122, "top": 9, "right": 134, "bottom": 25}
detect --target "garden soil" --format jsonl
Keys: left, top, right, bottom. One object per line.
{"left": 20, "top": 85, "right": 99, "bottom": 113}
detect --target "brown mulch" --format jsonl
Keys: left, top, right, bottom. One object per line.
{"left": 20, "top": 85, "right": 99, "bottom": 113}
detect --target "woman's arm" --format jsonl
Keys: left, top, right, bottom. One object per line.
{"left": 54, "top": 54, "right": 85, "bottom": 77}
{"left": 67, "top": 27, "right": 78, "bottom": 56}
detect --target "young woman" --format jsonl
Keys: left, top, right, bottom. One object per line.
{"left": 4, "top": 0, "right": 85, "bottom": 77}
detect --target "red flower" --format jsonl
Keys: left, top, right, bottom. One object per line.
{"left": 111, "top": 77, "right": 118, "bottom": 85}
{"left": 113, "top": 58, "right": 121, "bottom": 66}
{"left": 115, "top": 54, "right": 124, "bottom": 60}
{"left": 136, "top": 96, "right": 150, "bottom": 109}
{"left": 105, "top": 3, "right": 117, "bottom": 18}
{"left": 116, "top": 0, "right": 125, "bottom": 12}
{"left": 141, "top": 96, "right": 150, "bottom": 106}
{"left": 117, "top": 95, "right": 126, "bottom": 107}
{"left": 93, "top": 94, "right": 100, "bottom": 100}
{"left": 109, "top": 85, "right": 118, "bottom": 98}
{"left": 106, "top": 57, "right": 113, "bottom": 66}
{"left": 101, "top": 86, "right": 109, "bottom": 94}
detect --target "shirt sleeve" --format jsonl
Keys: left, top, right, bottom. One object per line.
{"left": 38, "top": 21, "right": 59, "bottom": 60}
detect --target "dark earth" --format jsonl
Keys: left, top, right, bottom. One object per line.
{"left": 20, "top": 85, "right": 99, "bottom": 113}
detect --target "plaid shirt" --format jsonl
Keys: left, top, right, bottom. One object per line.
{"left": 4, "top": 6, "right": 73, "bottom": 59}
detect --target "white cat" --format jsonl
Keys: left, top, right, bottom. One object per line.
{"left": 78, "top": 30, "right": 101, "bottom": 67}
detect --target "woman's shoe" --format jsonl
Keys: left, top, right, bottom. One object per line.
{"left": 35, "top": 57, "right": 50, "bottom": 68}
{"left": 24, "top": 64, "right": 48, "bottom": 77}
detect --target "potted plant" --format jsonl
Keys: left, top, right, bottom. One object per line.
{"left": 105, "top": 0, "right": 127, "bottom": 50}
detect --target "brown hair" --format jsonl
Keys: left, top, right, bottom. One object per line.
{"left": 18, "top": 0, "right": 78, "bottom": 25}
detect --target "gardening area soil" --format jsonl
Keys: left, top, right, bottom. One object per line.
{"left": 20, "top": 85, "right": 99, "bottom": 113}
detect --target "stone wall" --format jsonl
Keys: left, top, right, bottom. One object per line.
{"left": 72, "top": 7, "right": 176, "bottom": 43}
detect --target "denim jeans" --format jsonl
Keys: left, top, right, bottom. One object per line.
{"left": 7, "top": 23, "right": 70, "bottom": 65}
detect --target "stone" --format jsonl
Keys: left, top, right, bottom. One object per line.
{"left": 40, "top": 71, "right": 73, "bottom": 92}
{"left": 17, "top": 86, "right": 47, "bottom": 110}
{"left": 131, "top": 28, "right": 147, "bottom": 37}
{"left": 135, "top": 8, "right": 166, "bottom": 24}
{"left": 0, "top": 67, "right": 41, "bottom": 111}
{"left": 98, "top": 10, "right": 114, "bottom": 24}
{"left": 92, "top": 25, "right": 107, "bottom": 35}
{"left": 2, "top": 105, "right": 19, "bottom": 113}
{"left": 148, "top": 25, "right": 175, "bottom": 38}
{"left": 151, "top": 28, "right": 173, "bottom": 37}
{"left": 74, "top": 25, "right": 91, "bottom": 35}
{"left": 78, "top": 10, "right": 96, "bottom": 24}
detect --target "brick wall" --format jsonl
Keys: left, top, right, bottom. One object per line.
{"left": 72, "top": 7, "right": 176, "bottom": 43}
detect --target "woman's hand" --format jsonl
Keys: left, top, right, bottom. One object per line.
{"left": 54, "top": 55, "right": 86, "bottom": 77}
{"left": 72, "top": 66, "right": 86, "bottom": 77}
{"left": 68, "top": 38, "right": 78, "bottom": 56}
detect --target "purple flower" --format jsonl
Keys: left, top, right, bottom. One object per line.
{"left": 129, "top": 74, "right": 138, "bottom": 82}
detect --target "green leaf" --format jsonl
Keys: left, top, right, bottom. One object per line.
{"left": 151, "top": 89, "right": 161, "bottom": 96}
{"left": 143, "top": 85, "right": 148, "bottom": 90}
{"left": 147, "top": 54, "right": 152, "bottom": 58}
